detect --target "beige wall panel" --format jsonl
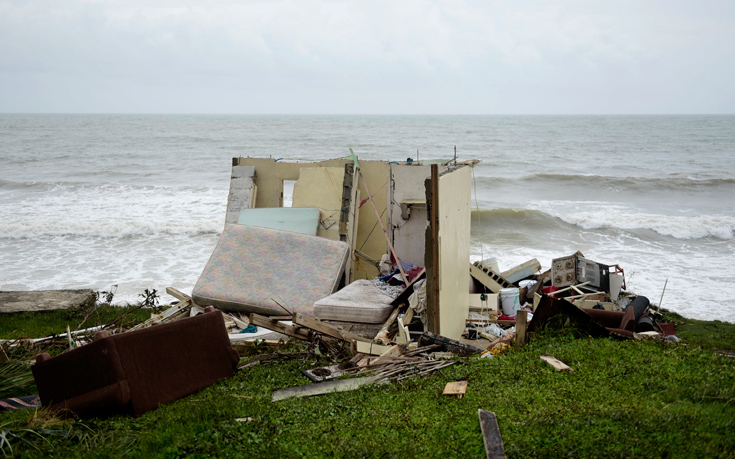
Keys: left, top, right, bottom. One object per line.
{"left": 293, "top": 167, "right": 345, "bottom": 239}
{"left": 389, "top": 164, "right": 432, "bottom": 267}
{"left": 437, "top": 166, "right": 472, "bottom": 340}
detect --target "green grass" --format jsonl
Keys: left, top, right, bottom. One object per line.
{"left": 0, "top": 305, "right": 154, "bottom": 343}
{"left": 1, "top": 309, "right": 734, "bottom": 458}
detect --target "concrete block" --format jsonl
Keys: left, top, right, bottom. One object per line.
{"left": 231, "top": 166, "right": 255, "bottom": 179}
{"left": 225, "top": 211, "right": 241, "bottom": 224}
{"left": 230, "top": 177, "right": 255, "bottom": 190}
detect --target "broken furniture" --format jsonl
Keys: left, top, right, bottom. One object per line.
{"left": 32, "top": 307, "right": 239, "bottom": 418}
{"left": 551, "top": 253, "right": 625, "bottom": 301}
{"left": 192, "top": 223, "right": 349, "bottom": 316}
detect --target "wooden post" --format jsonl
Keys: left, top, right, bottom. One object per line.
{"left": 426, "top": 164, "right": 441, "bottom": 334}
{"left": 515, "top": 310, "right": 527, "bottom": 347}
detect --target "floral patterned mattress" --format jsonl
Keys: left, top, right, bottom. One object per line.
{"left": 192, "top": 224, "right": 349, "bottom": 316}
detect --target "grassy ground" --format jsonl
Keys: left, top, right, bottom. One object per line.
{"left": 1, "top": 307, "right": 734, "bottom": 458}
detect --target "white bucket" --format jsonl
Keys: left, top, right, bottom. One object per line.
{"left": 481, "top": 257, "right": 499, "bottom": 272}
{"left": 499, "top": 288, "right": 520, "bottom": 316}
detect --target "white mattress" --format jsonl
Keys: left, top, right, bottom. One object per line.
{"left": 313, "top": 280, "right": 395, "bottom": 324}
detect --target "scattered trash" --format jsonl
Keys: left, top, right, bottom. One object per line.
{"left": 540, "top": 354, "right": 573, "bottom": 372}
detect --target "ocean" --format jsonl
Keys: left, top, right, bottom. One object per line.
{"left": 1, "top": 114, "right": 733, "bottom": 323}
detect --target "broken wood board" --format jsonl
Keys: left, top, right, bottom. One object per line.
{"left": 0, "top": 289, "right": 95, "bottom": 313}
{"left": 292, "top": 312, "right": 370, "bottom": 343}
{"left": 516, "top": 310, "right": 528, "bottom": 347}
{"left": 165, "top": 287, "right": 191, "bottom": 302}
{"left": 370, "top": 344, "right": 406, "bottom": 366}
{"left": 443, "top": 380, "right": 468, "bottom": 399}
{"left": 272, "top": 376, "right": 380, "bottom": 402}
{"left": 540, "top": 353, "right": 573, "bottom": 372}
{"left": 478, "top": 409, "right": 507, "bottom": 459}
{"left": 355, "top": 340, "right": 393, "bottom": 356}
{"left": 249, "top": 314, "right": 311, "bottom": 341}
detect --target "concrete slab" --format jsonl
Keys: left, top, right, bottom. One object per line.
{"left": 0, "top": 289, "right": 95, "bottom": 313}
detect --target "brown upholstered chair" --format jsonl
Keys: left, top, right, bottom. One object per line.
{"left": 32, "top": 307, "right": 239, "bottom": 418}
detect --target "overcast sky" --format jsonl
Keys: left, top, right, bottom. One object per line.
{"left": 1, "top": 0, "right": 733, "bottom": 114}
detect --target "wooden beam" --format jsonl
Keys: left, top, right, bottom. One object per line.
{"left": 427, "top": 164, "right": 441, "bottom": 334}
{"left": 370, "top": 344, "right": 405, "bottom": 366}
{"left": 515, "top": 310, "right": 528, "bottom": 347}
{"left": 292, "top": 312, "right": 370, "bottom": 343}
{"left": 478, "top": 409, "right": 507, "bottom": 459}
{"left": 165, "top": 287, "right": 190, "bottom": 302}
{"left": 355, "top": 340, "right": 393, "bottom": 356}
{"left": 249, "top": 314, "right": 311, "bottom": 341}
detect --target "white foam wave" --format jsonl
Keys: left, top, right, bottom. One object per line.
{"left": 528, "top": 201, "right": 735, "bottom": 240}
{"left": 562, "top": 211, "right": 734, "bottom": 240}
{"left": 0, "top": 181, "right": 228, "bottom": 238}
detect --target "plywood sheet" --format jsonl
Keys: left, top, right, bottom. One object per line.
{"left": 436, "top": 166, "right": 472, "bottom": 340}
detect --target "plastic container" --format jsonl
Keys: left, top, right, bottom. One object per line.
{"left": 499, "top": 288, "right": 520, "bottom": 315}
{"left": 481, "top": 256, "right": 499, "bottom": 272}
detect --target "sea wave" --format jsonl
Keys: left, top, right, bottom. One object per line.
{"left": 0, "top": 220, "right": 223, "bottom": 239}
{"left": 472, "top": 207, "right": 735, "bottom": 240}
{"left": 474, "top": 174, "right": 735, "bottom": 193}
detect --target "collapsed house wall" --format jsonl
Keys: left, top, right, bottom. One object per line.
{"left": 231, "top": 157, "right": 391, "bottom": 280}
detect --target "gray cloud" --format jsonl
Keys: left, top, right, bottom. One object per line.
{"left": 0, "top": 0, "right": 733, "bottom": 113}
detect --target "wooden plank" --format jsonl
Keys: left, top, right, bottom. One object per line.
{"left": 540, "top": 353, "right": 573, "bottom": 371}
{"left": 292, "top": 312, "right": 370, "bottom": 343}
{"left": 249, "top": 314, "right": 311, "bottom": 341}
{"left": 515, "top": 310, "right": 528, "bottom": 347}
{"left": 478, "top": 409, "right": 507, "bottom": 459}
{"left": 370, "top": 344, "right": 405, "bottom": 366}
{"left": 355, "top": 340, "right": 394, "bottom": 356}
{"left": 272, "top": 376, "right": 378, "bottom": 402}
{"left": 443, "top": 380, "right": 468, "bottom": 399}
{"left": 165, "top": 287, "right": 190, "bottom": 302}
